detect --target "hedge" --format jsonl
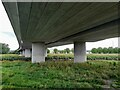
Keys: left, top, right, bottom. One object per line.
{"left": 0, "top": 54, "right": 30, "bottom": 61}
{"left": 0, "top": 54, "right": 119, "bottom": 61}
{"left": 46, "top": 54, "right": 120, "bottom": 61}
{"left": 87, "top": 54, "right": 119, "bottom": 60}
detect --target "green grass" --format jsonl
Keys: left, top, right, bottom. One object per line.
{"left": 1, "top": 60, "right": 120, "bottom": 88}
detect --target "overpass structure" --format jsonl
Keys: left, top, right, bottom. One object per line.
{"left": 2, "top": 2, "right": 120, "bottom": 63}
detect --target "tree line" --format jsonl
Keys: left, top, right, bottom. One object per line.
{"left": 91, "top": 47, "right": 120, "bottom": 54}
{"left": 49, "top": 47, "right": 120, "bottom": 54}
{"left": 1, "top": 42, "right": 120, "bottom": 54}
{"left": 47, "top": 48, "right": 74, "bottom": 54}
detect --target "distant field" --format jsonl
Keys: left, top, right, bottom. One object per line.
{"left": 1, "top": 60, "right": 120, "bottom": 88}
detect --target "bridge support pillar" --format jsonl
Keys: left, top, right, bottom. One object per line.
{"left": 32, "top": 42, "right": 45, "bottom": 63}
{"left": 21, "top": 50, "right": 25, "bottom": 56}
{"left": 25, "top": 49, "right": 31, "bottom": 57}
{"left": 74, "top": 42, "right": 86, "bottom": 63}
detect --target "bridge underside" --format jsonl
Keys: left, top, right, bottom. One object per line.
{"left": 3, "top": 2, "right": 119, "bottom": 63}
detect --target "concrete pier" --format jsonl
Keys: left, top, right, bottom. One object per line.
{"left": 25, "top": 49, "right": 31, "bottom": 57}
{"left": 22, "top": 50, "right": 25, "bottom": 56}
{"left": 74, "top": 42, "right": 86, "bottom": 63}
{"left": 32, "top": 42, "right": 45, "bottom": 63}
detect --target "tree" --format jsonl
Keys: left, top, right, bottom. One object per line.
{"left": 53, "top": 48, "right": 58, "bottom": 54}
{"left": 118, "top": 48, "right": 120, "bottom": 54}
{"left": 113, "top": 47, "right": 118, "bottom": 53}
{"left": 91, "top": 48, "right": 97, "bottom": 53}
{"left": 63, "top": 49, "right": 67, "bottom": 54}
{"left": 108, "top": 47, "right": 114, "bottom": 54}
{"left": 97, "top": 47, "right": 103, "bottom": 54}
{"left": 0, "top": 43, "right": 10, "bottom": 54}
{"left": 65, "top": 48, "right": 70, "bottom": 54}
{"left": 102, "top": 47, "right": 108, "bottom": 54}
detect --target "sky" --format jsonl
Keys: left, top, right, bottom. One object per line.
{"left": 0, "top": 1, "right": 119, "bottom": 50}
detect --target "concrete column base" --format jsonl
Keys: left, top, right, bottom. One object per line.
{"left": 32, "top": 42, "right": 45, "bottom": 63}
{"left": 25, "top": 49, "right": 31, "bottom": 57}
{"left": 74, "top": 42, "right": 86, "bottom": 63}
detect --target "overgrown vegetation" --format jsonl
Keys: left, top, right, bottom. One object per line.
{"left": 1, "top": 60, "right": 120, "bottom": 88}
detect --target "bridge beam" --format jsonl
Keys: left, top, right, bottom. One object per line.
{"left": 32, "top": 42, "right": 45, "bottom": 63}
{"left": 74, "top": 42, "right": 86, "bottom": 63}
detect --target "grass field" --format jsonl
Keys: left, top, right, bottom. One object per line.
{"left": 1, "top": 60, "right": 120, "bottom": 89}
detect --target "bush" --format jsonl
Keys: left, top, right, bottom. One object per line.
{"left": 0, "top": 54, "right": 30, "bottom": 61}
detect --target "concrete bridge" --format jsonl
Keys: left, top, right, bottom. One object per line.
{"left": 2, "top": 2, "right": 119, "bottom": 63}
